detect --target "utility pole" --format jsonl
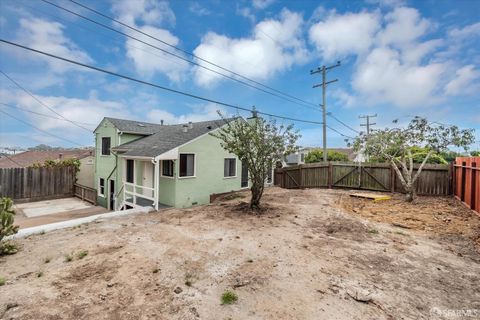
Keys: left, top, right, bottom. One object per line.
{"left": 359, "top": 114, "right": 377, "bottom": 162}
{"left": 311, "top": 61, "right": 341, "bottom": 162}
{"left": 359, "top": 114, "right": 377, "bottom": 136}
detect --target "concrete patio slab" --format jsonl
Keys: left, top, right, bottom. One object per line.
{"left": 15, "top": 198, "right": 93, "bottom": 217}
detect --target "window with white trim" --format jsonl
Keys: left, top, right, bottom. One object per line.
{"left": 98, "top": 178, "right": 105, "bottom": 196}
{"left": 179, "top": 154, "right": 195, "bottom": 177}
{"left": 224, "top": 158, "right": 236, "bottom": 177}
{"left": 162, "top": 160, "right": 174, "bottom": 177}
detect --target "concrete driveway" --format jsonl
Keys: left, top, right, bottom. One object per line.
{"left": 14, "top": 197, "right": 108, "bottom": 229}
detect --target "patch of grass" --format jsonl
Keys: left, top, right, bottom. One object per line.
{"left": 368, "top": 229, "right": 379, "bottom": 234}
{"left": 395, "top": 231, "right": 408, "bottom": 236}
{"left": 76, "top": 250, "right": 88, "bottom": 260}
{"left": 0, "top": 277, "right": 5, "bottom": 286}
{"left": 64, "top": 253, "right": 73, "bottom": 263}
{"left": 39, "top": 230, "right": 46, "bottom": 235}
{"left": 44, "top": 257, "right": 51, "bottom": 263}
{"left": 221, "top": 290, "right": 238, "bottom": 305}
{"left": 37, "top": 271, "right": 43, "bottom": 278}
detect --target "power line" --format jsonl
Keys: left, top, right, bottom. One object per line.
{"left": 66, "top": 0, "right": 319, "bottom": 109}
{"left": 327, "top": 113, "right": 360, "bottom": 134}
{"left": 0, "top": 39, "right": 326, "bottom": 126}
{"left": 40, "top": 0, "right": 317, "bottom": 110}
{"left": 1, "top": 154, "right": 24, "bottom": 167}
{"left": 326, "top": 125, "right": 355, "bottom": 139}
{"left": 0, "top": 102, "right": 97, "bottom": 126}
{"left": 0, "top": 70, "right": 92, "bottom": 132}
{"left": 0, "top": 109, "right": 84, "bottom": 147}
{"left": 311, "top": 61, "right": 341, "bottom": 161}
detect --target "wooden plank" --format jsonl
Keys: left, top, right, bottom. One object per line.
{"left": 350, "top": 192, "right": 391, "bottom": 201}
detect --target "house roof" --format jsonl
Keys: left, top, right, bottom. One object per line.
{"left": 0, "top": 150, "right": 94, "bottom": 168}
{"left": 112, "top": 117, "right": 238, "bottom": 158}
{"left": 103, "top": 117, "right": 166, "bottom": 135}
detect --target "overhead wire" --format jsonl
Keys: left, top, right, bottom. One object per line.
{"left": 0, "top": 39, "right": 326, "bottom": 126}
{"left": 40, "top": 0, "right": 317, "bottom": 110}
{"left": 0, "top": 70, "right": 93, "bottom": 132}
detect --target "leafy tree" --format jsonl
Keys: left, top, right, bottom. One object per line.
{"left": 0, "top": 197, "right": 19, "bottom": 255}
{"left": 351, "top": 117, "right": 474, "bottom": 202}
{"left": 471, "top": 150, "right": 480, "bottom": 157}
{"left": 212, "top": 115, "right": 300, "bottom": 209}
{"left": 304, "top": 149, "right": 349, "bottom": 163}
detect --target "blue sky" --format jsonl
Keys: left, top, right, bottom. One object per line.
{"left": 0, "top": 0, "right": 479, "bottom": 150}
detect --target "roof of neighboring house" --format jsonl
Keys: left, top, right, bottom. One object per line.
{"left": 112, "top": 118, "right": 238, "bottom": 158}
{"left": 0, "top": 150, "right": 94, "bottom": 168}
{"left": 103, "top": 117, "right": 165, "bottom": 135}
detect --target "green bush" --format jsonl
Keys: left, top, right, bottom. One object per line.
{"left": 0, "top": 198, "right": 19, "bottom": 255}
{"left": 411, "top": 152, "right": 448, "bottom": 164}
{"left": 221, "top": 290, "right": 238, "bottom": 305}
{"left": 305, "top": 149, "right": 349, "bottom": 163}
{"left": 471, "top": 151, "right": 480, "bottom": 157}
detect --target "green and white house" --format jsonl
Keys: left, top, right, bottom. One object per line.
{"left": 93, "top": 117, "right": 268, "bottom": 211}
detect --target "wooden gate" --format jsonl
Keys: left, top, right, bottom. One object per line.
{"left": 331, "top": 163, "right": 391, "bottom": 191}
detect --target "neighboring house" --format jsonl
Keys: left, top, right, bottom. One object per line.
{"left": 76, "top": 154, "right": 95, "bottom": 188}
{"left": 0, "top": 149, "right": 95, "bottom": 188}
{"left": 284, "top": 147, "right": 356, "bottom": 166}
{"left": 94, "top": 117, "right": 262, "bottom": 211}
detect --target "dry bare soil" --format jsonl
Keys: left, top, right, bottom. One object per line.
{"left": 1, "top": 188, "right": 479, "bottom": 320}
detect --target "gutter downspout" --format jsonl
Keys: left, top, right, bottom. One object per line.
{"left": 152, "top": 158, "right": 159, "bottom": 211}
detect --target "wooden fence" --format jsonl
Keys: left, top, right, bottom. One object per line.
{"left": 274, "top": 162, "right": 453, "bottom": 196}
{"left": 454, "top": 157, "right": 479, "bottom": 213}
{"left": 74, "top": 183, "right": 97, "bottom": 205}
{"left": 0, "top": 166, "right": 76, "bottom": 202}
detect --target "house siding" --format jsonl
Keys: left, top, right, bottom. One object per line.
{"left": 174, "top": 132, "right": 244, "bottom": 208}
{"left": 94, "top": 119, "right": 146, "bottom": 208}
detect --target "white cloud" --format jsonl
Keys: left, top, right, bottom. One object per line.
{"left": 110, "top": 0, "right": 188, "bottom": 82}
{"left": 352, "top": 47, "right": 445, "bottom": 107}
{"left": 448, "top": 22, "right": 480, "bottom": 40}
{"left": 189, "top": 2, "right": 211, "bottom": 16}
{"left": 124, "top": 26, "right": 189, "bottom": 81}
{"left": 14, "top": 17, "right": 93, "bottom": 73}
{"left": 445, "top": 65, "right": 480, "bottom": 96}
{"left": 236, "top": 6, "right": 256, "bottom": 23}
{"left": 309, "top": 11, "right": 380, "bottom": 59}
{"left": 252, "top": 0, "right": 275, "bottom": 10}
{"left": 193, "top": 9, "right": 309, "bottom": 87}
{"left": 377, "top": 7, "right": 431, "bottom": 48}
{"left": 111, "top": 0, "right": 175, "bottom": 27}
{"left": 365, "top": 0, "right": 406, "bottom": 8}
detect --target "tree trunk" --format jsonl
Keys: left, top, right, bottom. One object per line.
{"left": 404, "top": 184, "right": 416, "bottom": 202}
{"left": 250, "top": 183, "right": 264, "bottom": 210}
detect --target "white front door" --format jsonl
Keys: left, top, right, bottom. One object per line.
{"left": 143, "top": 162, "right": 154, "bottom": 197}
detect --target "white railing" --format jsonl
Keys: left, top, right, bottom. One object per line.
{"left": 123, "top": 181, "right": 155, "bottom": 208}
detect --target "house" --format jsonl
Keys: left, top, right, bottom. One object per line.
{"left": 94, "top": 117, "right": 258, "bottom": 211}
{"left": 0, "top": 149, "right": 95, "bottom": 188}
{"left": 284, "top": 147, "right": 356, "bottom": 166}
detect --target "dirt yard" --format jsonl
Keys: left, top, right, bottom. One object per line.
{"left": 1, "top": 188, "right": 479, "bottom": 320}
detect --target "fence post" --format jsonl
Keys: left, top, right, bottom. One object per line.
{"left": 390, "top": 165, "right": 395, "bottom": 193}
{"left": 299, "top": 165, "right": 303, "bottom": 188}
{"left": 328, "top": 162, "right": 333, "bottom": 188}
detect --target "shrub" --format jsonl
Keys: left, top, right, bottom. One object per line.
{"left": 64, "top": 254, "right": 73, "bottom": 262}
{"left": 76, "top": 250, "right": 88, "bottom": 259}
{"left": 0, "top": 197, "right": 19, "bottom": 255}
{"left": 0, "top": 276, "right": 5, "bottom": 286}
{"left": 305, "top": 149, "right": 349, "bottom": 163}
{"left": 221, "top": 290, "right": 238, "bottom": 305}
